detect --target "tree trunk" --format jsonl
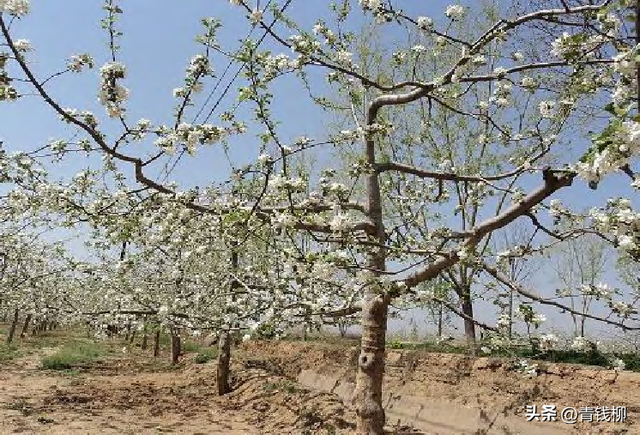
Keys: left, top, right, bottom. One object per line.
{"left": 141, "top": 325, "right": 148, "bottom": 350}
{"left": 6, "top": 308, "right": 19, "bottom": 344}
{"left": 508, "top": 288, "right": 514, "bottom": 339}
{"left": 353, "top": 294, "right": 389, "bottom": 435}
{"left": 153, "top": 329, "right": 161, "bottom": 357}
{"left": 338, "top": 320, "right": 348, "bottom": 338}
{"left": 460, "top": 289, "right": 476, "bottom": 355}
{"left": 437, "top": 302, "right": 444, "bottom": 339}
{"left": 217, "top": 331, "right": 232, "bottom": 395}
{"left": 216, "top": 246, "right": 238, "bottom": 395}
{"left": 355, "top": 98, "right": 388, "bottom": 434}
{"left": 124, "top": 323, "right": 131, "bottom": 342}
{"left": 129, "top": 330, "right": 136, "bottom": 344}
{"left": 33, "top": 321, "right": 45, "bottom": 336}
{"left": 171, "top": 331, "right": 181, "bottom": 365}
{"left": 20, "top": 314, "right": 32, "bottom": 338}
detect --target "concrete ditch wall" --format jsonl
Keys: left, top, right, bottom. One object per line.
{"left": 297, "top": 368, "right": 572, "bottom": 434}
{"left": 241, "top": 342, "right": 639, "bottom": 434}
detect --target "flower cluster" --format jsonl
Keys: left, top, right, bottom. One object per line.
{"left": 0, "top": 0, "right": 30, "bottom": 17}
{"left": 539, "top": 333, "right": 559, "bottom": 351}
{"left": 589, "top": 198, "right": 639, "bottom": 255}
{"left": 517, "top": 360, "right": 538, "bottom": 378}
{"left": 173, "top": 54, "right": 212, "bottom": 99}
{"left": 68, "top": 54, "right": 94, "bottom": 73}
{"left": 98, "top": 61, "right": 128, "bottom": 117}
{"left": 445, "top": 5, "right": 465, "bottom": 21}
{"left": 571, "top": 336, "right": 589, "bottom": 351}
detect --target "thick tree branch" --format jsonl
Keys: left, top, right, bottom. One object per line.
{"left": 400, "top": 169, "right": 574, "bottom": 289}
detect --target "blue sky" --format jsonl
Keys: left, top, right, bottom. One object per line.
{"left": 3, "top": 0, "right": 483, "bottom": 185}
{"left": 1, "top": 1, "right": 637, "bottom": 338}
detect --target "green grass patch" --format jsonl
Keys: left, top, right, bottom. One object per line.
{"left": 0, "top": 343, "right": 19, "bottom": 363}
{"left": 194, "top": 348, "right": 217, "bottom": 364}
{"left": 40, "top": 340, "right": 105, "bottom": 371}
{"left": 182, "top": 339, "right": 204, "bottom": 353}
{"left": 386, "top": 339, "right": 640, "bottom": 372}
{"left": 156, "top": 331, "right": 173, "bottom": 346}
{"left": 388, "top": 340, "right": 468, "bottom": 355}
{"left": 534, "top": 349, "right": 640, "bottom": 371}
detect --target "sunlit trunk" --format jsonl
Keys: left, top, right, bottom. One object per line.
{"left": 354, "top": 294, "right": 389, "bottom": 435}
{"left": 354, "top": 129, "right": 388, "bottom": 434}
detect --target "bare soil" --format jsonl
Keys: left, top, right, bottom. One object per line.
{"left": 0, "top": 346, "right": 258, "bottom": 434}
{"left": 1, "top": 335, "right": 638, "bottom": 434}
{"left": 0, "top": 336, "right": 366, "bottom": 435}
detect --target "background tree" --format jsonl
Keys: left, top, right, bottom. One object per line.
{"left": 552, "top": 235, "right": 609, "bottom": 337}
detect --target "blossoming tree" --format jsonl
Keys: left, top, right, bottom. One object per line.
{"left": 1, "top": 0, "right": 640, "bottom": 433}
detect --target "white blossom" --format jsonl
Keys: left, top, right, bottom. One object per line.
{"left": 249, "top": 9, "right": 263, "bottom": 24}
{"left": 416, "top": 16, "right": 433, "bottom": 31}
{"left": 445, "top": 4, "right": 465, "bottom": 20}
{"left": 571, "top": 336, "right": 588, "bottom": 351}
{"left": 539, "top": 333, "right": 559, "bottom": 351}
{"left": 538, "top": 101, "right": 555, "bottom": 119}
{"left": 1, "top": 0, "right": 30, "bottom": 16}
{"left": 611, "top": 358, "right": 626, "bottom": 371}
{"left": 13, "top": 39, "right": 32, "bottom": 52}
{"left": 530, "top": 313, "right": 546, "bottom": 326}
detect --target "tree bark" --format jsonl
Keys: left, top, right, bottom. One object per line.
{"left": 460, "top": 287, "right": 476, "bottom": 355}
{"left": 141, "top": 324, "right": 148, "bottom": 350}
{"left": 216, "top": 246, "right": 238, "bottom": 395}
{"left": 33, "top": 321, "right": 45, "bottom": 336}
{"left": 508, "top": 288, "right": 514, "bottom": 339}
{"left": 353, "top": 294, "right": 389, "bottom": 435}
{"left": 20, "top": 314, "right": 31, "bottom": 338}
{"left": 353, "top": 99, "right": 389, "bottom": 434}
{"left": 437, "top": 302, "right": 443, "bottom": 339}
{"left": 6, "top": 308, "right": 19, "bottom": 344}
{"left": 153, "top": 329, "right": 161, "bottom": 357}
{"left": 124, "top": 322, "right": 131, "bottom": 342}
{"left": 171, "top": 330, "right": 181, "bottom": 365}
{"left": 217, "top": 331, "right": 232, "bottom": 395}
{"left": 338, "top": 319, "right": 348, "bottom": 338}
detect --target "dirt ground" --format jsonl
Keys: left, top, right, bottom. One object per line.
{"left": 0, "top": 347, "right": 256, "bottom": 434}
{"left": 0, "top": 338, "right": 361, "bottom": 435}
{"left": 1, "top": 334, "right": 639, "bottom": 434}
